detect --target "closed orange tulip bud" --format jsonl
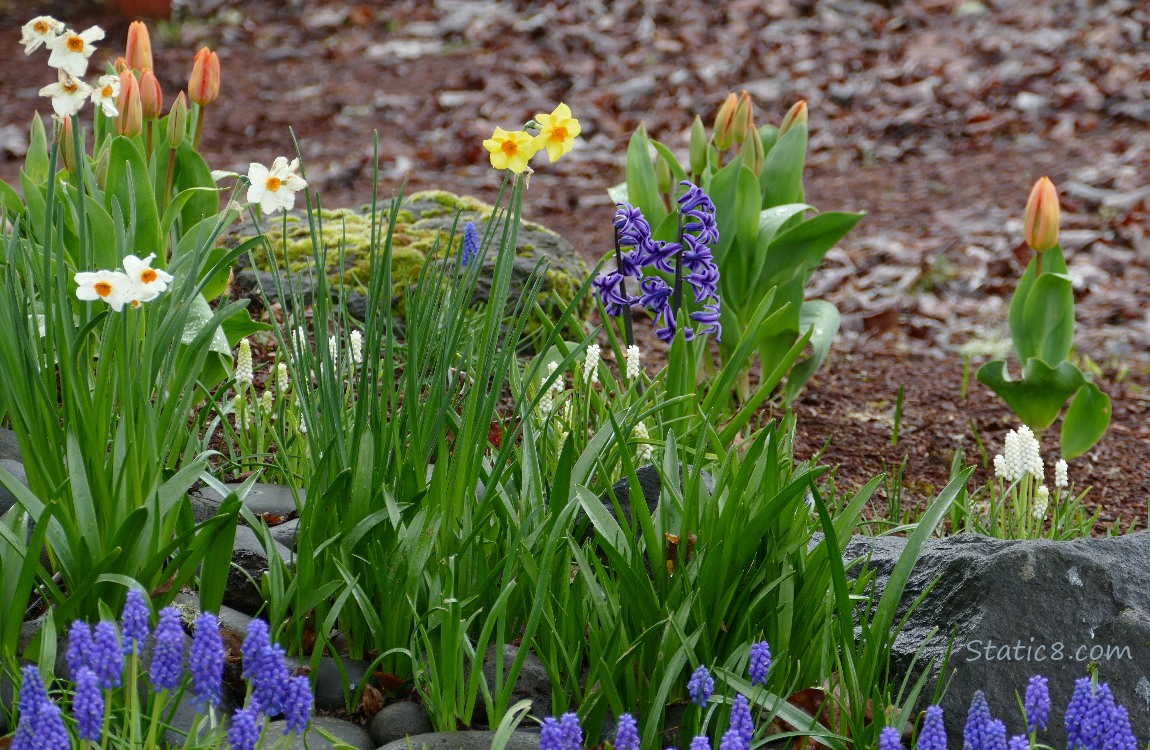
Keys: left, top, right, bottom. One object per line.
{"left": 124, "top": 21, "right": 153, "bottom": 72}
{"left": 59, "top": 115, "right": 75, "bottom": 172}
{"left": 139, "top": 69, "right": 163, "bottom": 119}
{"left": 188, "top": 47, "right": 220, "bottom": 106}
{"left": 713, "top": 92, "right": 738, "bottom": 151}
{"left": 1024, "top": 176, "right": 1060, "bottom": 253}
{"left": 778, "top": 100, "right": 808, "bottom": 137}
{"left": 731, "top": 90, "right": 755, "bottom": 144}
{"left": 114, "top": 56, "right": 130, "bottom": 74}
{"left": 116, "top": 70, "right": 143, "bottom": 137}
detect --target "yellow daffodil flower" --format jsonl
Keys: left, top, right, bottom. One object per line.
{"left": 532, "top": 103, "right": 581, "bottom": 163}
{"left": 483, "top": 127, "right": 537, "bottom": 174}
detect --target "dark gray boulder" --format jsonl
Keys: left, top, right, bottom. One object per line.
{"left": 369, "top": 702, "right": 435, "bottom": 748}
{"left": 265, "top": 716, "right": 373, "bottom": 750}
{"left": 0, "top": 458, "right": 29, "bottom": 517}
{"left": 224, "top": 525, "right": 293, "bottom": 616}
{"left": 470, "top": 644, "right": 552, "bottom": 726}
{"left": 595, "top": 464, "right": 714, "bottom": 530}
{"left": 0, "top": 429, "right": 23, "bottom": 462}
{"left": 190, "top": 483, "right": 305, "bottom": 520}
{"left": 847, "top": 532, "right": 1150, "bottom": 748}
{"left": 376, "top": 730, "right": 541, "bottom": 750}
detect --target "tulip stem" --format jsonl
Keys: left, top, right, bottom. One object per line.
{"left": 145, "top": 120, "right": 153, "bottom": 164}
{"left": 163, "top": 147, "right": 176, "bottom": 219}
{"left": 193, "top": 106, "right": 205, "bottom": 151}
{"left": 1035, "top": 253, "right": 1043, "bottom": 278}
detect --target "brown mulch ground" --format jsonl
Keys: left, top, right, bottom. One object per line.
{"left": 0, "top": 0, "right": 1147, "bottom": 529}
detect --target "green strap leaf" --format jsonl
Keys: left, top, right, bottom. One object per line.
{"left": 760, "top": 120, "right": 807, "bottom": 207}
{"left": 105, "top": 136, "right": 161, "bottom": 263}
{"left": 1018, "top": 271, "right": 1075, "bottom": 366}
{"left": 625, "top": 125, "right": 666, "bottom": 229}
{"left": 783, "top": 300, "right": 841, "bottom": 405}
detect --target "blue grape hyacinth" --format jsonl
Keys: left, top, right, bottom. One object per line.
{"left": 66, "top": 620, "right": 94, "bottom": 678}
{"left": 242, "top": 618, "right": 290, "bottom": 716}
{"left": 540, "top": 716, "right": 564, "bottom": 750}
{"left": 73, "top": 666, "right": 105, "bottom": 742}
{"left": 614, "top": 713, "right": 639, "bottom": 750}
{"left": 190, "top": 611, "right": 225, "bottom": 710}
{"left": 151, "top": 606, "right": 186, "bottom": 692}
{"left": 1023, "top": 674, "right": 1050, "bottom": 733}
{"left": 687, "top": 664, "right": 715, "bottom": 706}
{"left": 11, "top": 666, "right": 70, "bottom": 750}
{"left": 729, "top": 693, "right": 753, "bottom": 748}
{"left": 91, "top": 620, "right": 124, "bottom": 689}
{"left": 748, "top": 640, "right": 771, "bottom": 686}
{"left": 963, "top": 691, "right": 1006, "bottom": 750}
{"left": 461, "top": 221, "right": 480, "bottom": 268}
{"left": 281, "top": 675, "right": 314, "bottom": 735}
{"left": 121, "top": 588, "right": 150, "bottom": 657}
{"left": 228, "top": 706, "right": 264, "bottom": 750}
{"left": 879, "top": 726, "right": 903, "bottom": 750}
{"left": 916, "top": 705, "right": 947, "bottom": 750}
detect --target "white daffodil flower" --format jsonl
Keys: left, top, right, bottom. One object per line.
{"left": 246, "top": 157, "right": 307, "bottom": 215}
{"left": 75, "top": 269, "right": 131, "bottom": 312}
{"left": 122, "top": 253, "right": 173, "bottom": 301}
{"left": 90, "top": 74, "right": 120, "bottom": 117}
{"left": 39, "top": 70, "right": 92, "bottom": 118}
{"left": 20, "top": 16, "right": 64, "bottom": 55}
{"left": 46, "top": 25, "right": 104, "bottom": 77}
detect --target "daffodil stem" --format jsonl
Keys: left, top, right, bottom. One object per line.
{"left": 193, "top": 106, "right": 205, "bottom": 151}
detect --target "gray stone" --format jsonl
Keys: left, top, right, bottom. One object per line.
{"left": 270, "top": 518, "right": 300, "bottom": 550}
{"left": 595, "top": 464, "right": 714, "bottom": 529}
{"left": 224, "top": 525, "right": 293, "bottom": 616}
{"left": 266, "top": 716, "right": 373, "bottom": 750}
{"left": 369, "top": 702, "right": 434, "bottom": 748}
{"left": 313, "top": 657, "right": 370, "bottom": 711}
{"left": 171, "top": 591, "right": 254, "bottom": 636}
{"left": 376, "top": 730, "right": 541, "bottom": 750}
{"left": 0, "top": 458, "right": 29, "bottom": 516}
{"left": 0, "top": 428, "right": 23, "bottom": 461}
{"left": 193, "top": 482, "right": 304, "bottom": 519}
{"left": 470, "top": 644, "right": 551, "bottom": 725}
{"left": 847, "top": 532, "right": 1150, "bottom": 748}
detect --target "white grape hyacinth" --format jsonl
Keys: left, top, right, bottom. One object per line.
{"left": 276, "top": 362, "right": 290, "bottom": 393}
{"left": 583, "top": 343, "right": 600, "bottom": 385}
{"left": 236, "top": 339, "right": 254, "bottom": 386}
{"left": 994, "top": 425, "right": 1044, "bottom": 483}
{"left": 1054, "top": 459, "right": 1068, "bottom": 489}
{"left": 1033, "top": 485, "right": 1050, "bottom": 521}
{"left": 625, "top": 344, "right": 641, "bottom": 380}
{"left": 349, "top": 330, "right": 364, "bottom": 365}
{"left": 538, "top": 362, "right": 560, "bottom": 416}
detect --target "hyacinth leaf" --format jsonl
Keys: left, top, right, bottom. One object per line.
{"left": 760, "top": 211, "right": 865, "bottom": 291}
{"left": 1061, "top": 381, "right": 1111, "bottom": 460}
{"left": 625, "top": 125, "right": 667, "bottom": 230}
{"left": 783, "top": 300, "right": 840, "bottom": 405}
{"left": 976, "top": 358, "right": 1085, "bottom": 431}
{"left": 1007, "top": 245, "right": 1068, "bottom": 363}
{"left": 1016, "top": 272, "right": 1075, "bottom": 367}
{"left": 760, "top": 118, "right": 806, "bottom": 208}
{"left": 650, "top": 140, "right": 688, "bottom": 188}
{"left": 26, "top": 114, "right": 49, "bottom": 184}
{"left": 104, "top": 136, "right": 162, "bottom": 266}
{"left": 0, "top": 179, "right": 23, "bottom": 220}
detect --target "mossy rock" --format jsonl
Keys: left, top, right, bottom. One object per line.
{"left": 226, "top": 190, "right": 591, "bottom": 337}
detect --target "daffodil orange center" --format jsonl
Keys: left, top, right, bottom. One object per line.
{"left": 266, "top": 176, "right": 282, "bottom": 192}
{"left": 94, "top": 281, "right": 113, "bottom": 297}
{"left": 63, "top": 82, "right": 78, "bottom": 93}
{"left": 553, "top": 126, "right": 569, "bottom": 141}
{"left": 141, "top": 269, "right": 157, "bottom": 283}
{"left": 501, "top": 140, "right": 518, "bottom": 156}
{"left": 34, "top": 21, "right": 49, "bottom": 33}
{"left": 67, "top": 36, "right": 84, "bottom": 52}
{"left": 102, "top": 85, "right": 114, "bottom": 97}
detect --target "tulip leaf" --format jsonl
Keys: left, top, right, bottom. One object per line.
{"left": 25, "top": 114, "right": 49, "bottom": 185}
{"left": 649, "top": 140, "right": 688, "bottom": 187}
{"left": 748, "top": 203, "right": 814, "bottom": 291}
{"left": 976, "top": 358, "right": 1085, "bottom": 432}
{"left": 625, "top": 126, "right": 666, "bottom": 229}
{"left": 784, "top": 300, "right": 841, "bottom": 405}
{"left": 173, "top": 141, "right": 222, "bottom": 234}
{"left": 761, "top": 211, "right": 865, "bottom": 289}
{"left": 1007, "top": 246, "right": 1068, "bottom": 363}
{"left": 760, "top": 120, "right": 806, "bottom": 208}
{"left": 221, "top": 307, "right": 273, "bottom": 349}
{"left": 105, "top": 136, "right": 162, "bottom": 263}
{"left": 83, "top": 193, "right": 118, "bottom": 272}
{"left": 1020, "top": 271, "right": 1075, "bottom": 367}
{"left": 0, "top": 179, "right": 24, "bottom": 219}
{"left": 1061, "top": 381, "right": 1111, "bottom": 460}
{"left": 708, "top": 159, "right": 743, "bottom": 262}
{"left": 758, "top": 124, "right": 779, "bottom": 159}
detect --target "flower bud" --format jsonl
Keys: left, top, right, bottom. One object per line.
{"left": 94, "top": 145, "right": 109, "bottom": 190}
{"left": 188, "top": 47, "right": 220, "bottom": 106}
{"left": 59, "top": 116, "right": 75, "bottom": 172}
{"left": 778, "top": 100, "right": 808, "bottom": 138}
{"left": 1023, "top": 176, "right": 1060, "bottom": 253}
{"left": 731, "top": 90, "right": 755, "bottom": 144}
{"left": 167, "top": 91, "right": 188, "bottom": 148}
{"left": 139, "top": 69, "right": 163, "bottom": 120}
{"left": 740, "top": 125, "right": 764, "bottom": 175}
{"left": 689, "top": 115, "right": 707, "bottom": 175}
{"left": 114, "top": 57, "right": 130, "bottom": 75}
{"left": 713, "top": 92, "right": 738, "bottom": 151}
{"left": 115, "top": 71, "right": 143, "bottom": 137}
{"left": 654, "top": 150, "right": 671, "bottom": 194}
{"left": 124, "top": 21, "right": 153, "bottom": 72}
